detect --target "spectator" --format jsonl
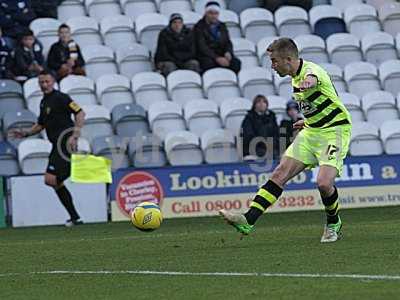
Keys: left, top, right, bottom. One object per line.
{"left": 264, "top": 0, "right": 312, "bottom": 12}
{"left": 280, "top": 100, "right": 303, "bottom": 149}
{"left": 193, "top": 1, "right": 241, "bottom": 74}
{"left": 241, "top": 95, "right": 279, "bottom": 159}
{"left": 31, "top": 0, "right": 58, "bottom": 18}
{"left": 0, "top": 27, "right": 14, "bottom": 79}
{"left": 47, "top": 24, "right": 86, "bottom": 81}
{"left": 13, "top": 29, "right": 44, "bottom": 81}
{"left": 0, "top": 0, "right": 36, "bottom": 45}
{"left": 155, "top": 13, "right": 200, "bottom": 76}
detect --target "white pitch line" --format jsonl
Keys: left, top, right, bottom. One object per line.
{"left": 0, "top": 270, "right": 399, "bottom": 281}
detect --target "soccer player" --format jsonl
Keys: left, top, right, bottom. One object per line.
{"left": 12, "top": 70, "right": 86, "bottom": 226}
{"left": 220, "top": 38, "right": 352, "bottom": 243}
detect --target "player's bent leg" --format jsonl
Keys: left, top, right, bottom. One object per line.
{"left": 317, "top": 166, "right": 342, "bottom": 243}
{"left": 219, "top": 157, "right": 306, "bottom": 235}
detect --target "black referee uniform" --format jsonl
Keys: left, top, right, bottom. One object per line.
{"left": 38, "top": 89, "right": 82, "bottom": 223}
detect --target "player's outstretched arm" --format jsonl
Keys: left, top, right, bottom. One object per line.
{"left": 9, "top": 124, "right": 44, "bottom": 139}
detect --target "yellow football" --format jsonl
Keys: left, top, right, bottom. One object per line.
{"left": 131, "top": 202, "right": 163, "bottom": 231}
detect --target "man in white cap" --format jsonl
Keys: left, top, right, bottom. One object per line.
{"left": 193, "top": 1, "right": 241, "bottom": 74}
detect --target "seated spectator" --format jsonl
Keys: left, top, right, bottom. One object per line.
{"left": 13, "top": 29, "right": 44, "bottom": 81}
{"left": 0, "top": 27, "right": 14, "bottom": 79}
{"left": 194, "top": 1, "right": 241, "bottom": 74}
{"left": 241, "top": 95, "right": 279, "bottom": 160}
{"left": 47, "top": 24, "right": 86, "bottom": 81}
{"left": 0, "top": 0, "right": 36, "bottom": 46}
{"left": 280, "top": 100, "right": 303, "bottom": 149}
{"left": 264, "top": 0, "right": 312, "bottom": 12}
{"left": 31, "top": 0, "right": 58, "bottom": 18}
{"left": 155, "top": 13, "right": 200, "bottom": 77}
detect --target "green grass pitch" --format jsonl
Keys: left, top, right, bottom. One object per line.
{"left": 0, "top": 206, "right": 399, "bottom": 300}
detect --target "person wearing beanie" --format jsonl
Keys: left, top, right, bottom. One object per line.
{"left": 279, "top": 99, "right": 303, "bottom": 149}
{"left": 155, "top": 13, "right": 200, "bottom": 76}
{"left": 193, "top": 1, "right": 241, "bottom": 74}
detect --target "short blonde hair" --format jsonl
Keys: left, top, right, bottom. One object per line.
{"left": 267, "top": 38, "right": 299, "bottom": 59}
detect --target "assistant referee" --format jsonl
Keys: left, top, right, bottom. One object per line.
{"left": 14, "top": 70, "right": 86, "bottom": 226}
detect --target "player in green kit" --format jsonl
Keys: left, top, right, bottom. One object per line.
{"left": 220, "top": 38, "right": 352, "bottom": 243}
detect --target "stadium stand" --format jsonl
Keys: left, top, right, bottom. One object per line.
{"left": 0, "top": 0, "right": 397, "bottom": 173}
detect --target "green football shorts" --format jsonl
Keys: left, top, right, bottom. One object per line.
{"left": 284, "top": 125, "right": 352, "bottom": 176}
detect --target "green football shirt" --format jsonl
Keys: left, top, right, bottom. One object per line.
{"left": 292, "top": 59, "right": 352, "bottom": 129}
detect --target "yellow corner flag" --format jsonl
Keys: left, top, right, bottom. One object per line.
{"left": 71, "top": 154, "right": 112, "bottom": 183}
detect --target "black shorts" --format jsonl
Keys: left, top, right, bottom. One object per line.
{"left": 46, "top": 139, "right": 71, "bottom": 183}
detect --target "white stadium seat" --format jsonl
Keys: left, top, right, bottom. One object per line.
{"left": 396, "top": 33, "right": 400, "bottom": 57}
{"left": 361, "top": 32, "right": 397, "bottom": 66}
{"left": 112, "top": 103, "right": 149, "bottom": 137}
{"left": 184, "top": 99, "right": 222, "bottom": 136}
{"left": 131, "top": 72, "right": 168, "bottom": 110}
{"left": 331, "top": 0, "right": 363, "bottom": 12}
{"left": 274, "top": 6, "right": 310, "bottom": 38}
{"left": 219, "top": 10, "right": 241, "bottom": 38}
{"left": 80, "top": 105, "right": 113, "bottom": 142}
{"left": 320, "top": 63, "right": 347, "bottom": 92}
{"left": 350, "top": 121, "right": 383, "bottom": 156}
{"left": 135, "top": 13, "right": 168, "bottom": 54}
{"left": 96, "top": 74, "right": 134, "bottom": 111}
{"left": 203, "top": 68, "right": 240, "bottom": 105}
{"left": 294, "top": 34, "right": 328, "bottom": 64}
{"left": 378, "top": 2, "right": 400, "bottom": 37}
{"left": 274, "top": 74, "right": 292, "bottom": 98}
{"left": 167, "top": 70, "right": 204, "bottom": 106}
{"left": 100, "top": 15, "right": 136, "bottom": 51}
{"left": 257, "top": 36, "right": 278, "bottom": 69}
{"left": 201, "top": 129, "right": 239, "bottom": 164}
{"left": 181, "top": 11, "right": 202, "bottom": 28}
{"left": 58, "top": 0, "right": 86, "bottom": 22}
{"left": 339, "top": 92, "right": 364, "bottom": 122}
{"left": 164, "top": 131, "right": 203, "bottom": 166}
{"left": 67, "top": 16, "right": 102, "bottom": 47}
{"left": 379, "top": 60, "right": 400, "bottom": 97}
{"left": 18, "top": 139, "right": 52, "bottom": 175}
{"left": 158, "top": 0, "right": 193, "bottom": 17}
{"left": 238, "top": 67, "right": 274, "bottom": 100}
{"left": 60, "top": 75, "right": 97, "bottom": 106}
{"left": 344, "top": 62, "right": 381, "bottom": 98}
{"left": 240, "top": 8, "right": 276, "bottom": 44}
{"left": 362, "top": 91, "right": 398, "bottom": 127}
{"left": 116, "top": 43, "right": 152, "bottom": 78}
{"left": 267, "top": 95, "right": 288, "bottom": 124}
{"left": 92, "top": 135, "right": 129, "bottom": 169}
{"left": 309, "top": 5, "right": 342, "bottom": 31}
{"left": 220, "top": 97, "right": 252, "bottom": 134}
{"left": 365, "top": 0, "right": 396, "bottom": 10}
{"left": 0, "top": 80, "right": 24, "bottom": 118}
{"left": 232, "top": 38, "right": 258, "bottom": 69}
{"left": 380, "top": 119, "right": 400, "bottom": 154}
{"left": 85, "top": 0, "right": 122, "bottom": 22}
{"left": 121, "top": 0, "right": 157, "bottom": 20}
{"left": 148, "top": 101, "right": 185, "bottom": 140}
{"left": 30, "top": 18, "right": 62, "bottom": 56}
{"left": 194, "top": 0, "right": 226, "bottom": 14}
{"left": 128, "top": 133, "right": 167, "bottom": 167}
{"left": 344, "top": 4, "right": 381, "bottom": 39}
{"left": 81, "top": 45, "right": 118, "bottom": 80}
{"left": 326, "top": 33, "right": 362, "bottom": 69}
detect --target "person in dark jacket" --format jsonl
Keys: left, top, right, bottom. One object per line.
{"left": 280, "top": 100, "right": 303, "bottom": 149}
{"left": 264, "top": 0, "right": 312, "bottom": 12}
{"left": 47, "top": 24, "right": 86, "bottom": 81}
{"left": 241, "top": 95, "right": 279, "bottom": 160}
{"left": 13, "top": 29, "right": 44, "bottom": 81}
{"left": 31, "top": 0, "right": 58, "bottom": 18}
{"left": 193, "top": 1, "right": 241, "bottom": 74}
{"left": 155, "top": 13, "right": 200, "bottom": 76}
{"left": 0, "top": 27, "right": 14, "bottom": 79}
{"left": 0, "top": 0, "right": 36, "bottom": 43}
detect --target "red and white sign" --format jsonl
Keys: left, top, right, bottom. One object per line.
{"left": 116, "top": 171, "right": 164, "bottom": 217}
